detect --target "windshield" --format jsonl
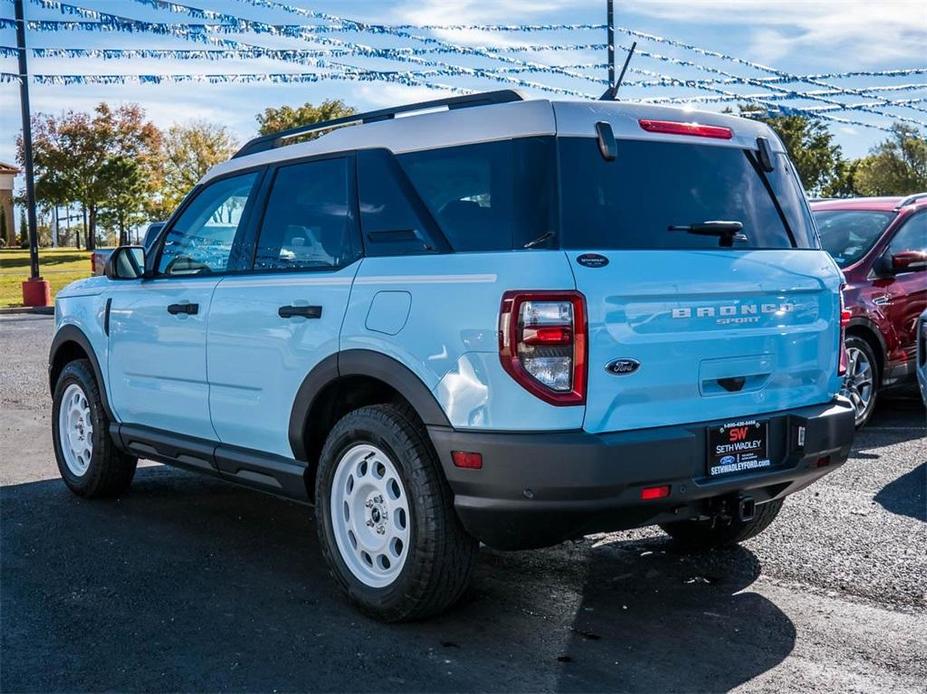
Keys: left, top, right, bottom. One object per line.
{"left": 558, "top": 137, "right": 818, "bottom": 250}
{"left": 813, "top": 209, "right": 893, "bottom": 267}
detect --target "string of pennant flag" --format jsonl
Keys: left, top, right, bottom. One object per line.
{"left": 0, "top": 0, "right": 923, "bottom": 132}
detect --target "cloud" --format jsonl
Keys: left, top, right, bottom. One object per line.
{"left": 626, "top": 0, "right": 927, "bottom": 66}
{"left": 352, "top": 82, "right": 453, "bottom": 108}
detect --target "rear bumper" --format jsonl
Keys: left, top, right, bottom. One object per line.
{"left": 428, "top": 398, "right": 855, "bottom": 549}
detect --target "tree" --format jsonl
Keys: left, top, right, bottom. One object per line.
{"left": 157, "top": 120, "right": 238, "bottom": 217}
{"left": 852, "top": 124, "right": 927, "bottom": 196}
{"left": 255, "top": 99, "right": 356, "bottom": 138}
{"left": 19, "top": 103, "right": 162, "bottom": 250}
{"left": 740, "top": 108, "right": 844, "bottom": 196}
{"left": 18, "top": 208, "right": 27, "bottom": 248}
{"left": 822, "top": 158, "right": 863, "bottom": 198}
{"left": 98, "top": 156, "right": 149, "bottom": 245}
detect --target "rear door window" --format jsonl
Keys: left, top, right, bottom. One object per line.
{"left": 254, "top": 157, "right": 360, "bottom": 272}
{"left": 558, "top": 138, "right": 817, "bottom": 250}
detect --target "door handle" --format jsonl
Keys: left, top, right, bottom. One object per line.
{"left": 167, "top": 303, "right": 199, "bottom": 315}
{"left": 278, "top": 305, "right": 322, "bottom": 319}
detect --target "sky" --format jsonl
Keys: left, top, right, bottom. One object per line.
{"left": 1, "top": 0, "right": 925, "bottom": 180}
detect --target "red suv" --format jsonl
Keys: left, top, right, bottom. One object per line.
{"left": 811, "top": 194, "right": 927, "bottom": 426}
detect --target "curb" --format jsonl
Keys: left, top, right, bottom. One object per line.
{"left": 0, "top": 306, "right": 54, "bottom": 316}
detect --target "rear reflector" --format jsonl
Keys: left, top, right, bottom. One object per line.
{"left": 640, "top": 485, "right": 671, "bottom": 501}
{"left": 639, "top": 119, "right": 733, "bottom": 140}
{"left": 838, "top": 286, "right": 849, "bottom": 376}
{"left": 816, "top": 456, "right": 831, "bottom": 468}
{"left": 451, "top": 451, "right": 483, "bottom": 469}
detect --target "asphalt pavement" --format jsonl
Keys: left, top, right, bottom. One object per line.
{"left": 1, "top": 313, "right": 925, "bottom": 693}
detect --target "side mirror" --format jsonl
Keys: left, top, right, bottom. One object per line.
{"left": 104, "top": 245, "right": 146, "bottom": 280}
{"left": 891, "top": 250, "right": 927, "bottom": 273}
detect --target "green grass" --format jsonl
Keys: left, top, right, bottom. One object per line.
{"left": 0, "top": 248, "right": 92, "bottom": 307}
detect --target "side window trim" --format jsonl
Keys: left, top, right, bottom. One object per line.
{"left": 247, "top": 152, "right": 363, "bottom": 274}
{"left": 148, "top": 166, "right": 267, "bottom": 279}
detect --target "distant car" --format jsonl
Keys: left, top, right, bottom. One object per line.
{"left": 142, "top": 221, "right": 165, "bottom": 250}
{"left": 91, "top": 222, "right": 165, "bottom": 275}
{"left": 917, "top": 309, "right": 927, "bottom": 407}
{"left": 811, "top": 194, "right": 927, "bottom": 426}
{"left": 90, "top": 248, "right": 113, "bottom": 276}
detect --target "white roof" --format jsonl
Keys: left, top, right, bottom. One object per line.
{"left": 202, "top": 98, "right": 782, "bottom": 185}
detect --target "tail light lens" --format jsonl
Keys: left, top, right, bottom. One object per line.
{"left": 838, "top": 286, "right": 850, "bottom": 376}
{"left": 499, "top": 291, "right": 587, "bottom": 405}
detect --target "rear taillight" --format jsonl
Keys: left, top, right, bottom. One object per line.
{"left": 638, "top": 119, "right": 733, "bottom": 139}
{"left": 499, "top": 291, "right": 587, "bottom": 405}
{"left": 838, "top": 286, "right": 850, "bottom": 376}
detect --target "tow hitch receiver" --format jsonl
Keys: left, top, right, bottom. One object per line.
{"left": 738, "top": 497, "right": 756, "bottom": 522}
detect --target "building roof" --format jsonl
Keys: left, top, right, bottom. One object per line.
{"left": 0, "top": 161, "right": 20, "bottom": 174}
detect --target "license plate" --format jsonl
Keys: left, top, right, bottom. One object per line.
{"left": 707, "top": 419, "right": 770, "bottom": 477}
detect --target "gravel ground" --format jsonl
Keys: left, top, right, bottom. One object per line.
{"left": 1, "top": 313, "right": 925, "bottom": 693}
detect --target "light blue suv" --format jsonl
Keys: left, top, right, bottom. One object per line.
{"left": 49, "top": 90, "right": 856, "bottom": 621}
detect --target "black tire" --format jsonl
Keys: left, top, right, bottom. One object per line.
{"left": 51, "top": 359, "right": 137, "bottom": 498}
{"left": 843, "top": 335, "right": 879, "bottom": 428}
{"left": 659, "top": 499, "right": 784, "bottom": 550}
{"left": 315, "top": 403, "right": 478, "bottom": 622}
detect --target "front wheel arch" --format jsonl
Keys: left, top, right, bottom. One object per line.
{"left": 49, "top": 325, "right": 114, "bottom": 421}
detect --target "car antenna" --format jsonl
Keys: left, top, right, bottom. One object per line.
{"left": 599, "top": 0, "right": 636, "bottom": 100}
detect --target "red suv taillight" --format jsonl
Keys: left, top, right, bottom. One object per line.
{"left": 838, "top": 286, "right": 850, "bottom": 376}
{"left": 499, "top": 291, "right": 587, "bottom": 405}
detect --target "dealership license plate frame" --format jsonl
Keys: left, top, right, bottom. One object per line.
{"left": 707, "top": 419, "right": 771, "bottom": 477}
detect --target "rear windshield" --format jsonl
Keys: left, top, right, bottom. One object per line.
{"left": 558, "top": 137, "right": 818, "bottom": 250}
{"left": 813, "top": 209, "right": 893, "bottom": 267}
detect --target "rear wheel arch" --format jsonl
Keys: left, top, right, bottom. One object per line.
{"left": 49, "top": 325, "right": 114, "bottom": 420}
{"left": 846, "top": 321, "right": 885, "bottom": 383}
{"left": 289, "top": 350, "right": 451, "bottom": 490}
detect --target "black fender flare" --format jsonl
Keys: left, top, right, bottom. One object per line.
{"left": 288, "top": 349, "right": 451, "bottom": 461}
{"left": 49, "top": 323, "right": 115, "bottom": 420}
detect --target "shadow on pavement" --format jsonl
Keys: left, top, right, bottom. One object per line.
{"left": 874, "top": 462, "right": 926, "bottom": 522}
{"left": 1, "top": 467, "right": 795, "bottom": 692}
{"left": 552, "top": 536, "right": 794, "bottom": 692}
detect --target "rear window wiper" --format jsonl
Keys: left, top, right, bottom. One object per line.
{"left": 668, "top": 221, "right": 747, "bottom": 247}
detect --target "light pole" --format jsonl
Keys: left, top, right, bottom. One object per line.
{"left": 15, "top": 0, "right": 50, "bottom": 307}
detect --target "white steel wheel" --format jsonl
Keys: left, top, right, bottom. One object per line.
{"left": 58, "top": 383, "right": 93, "bottom": 477}
{"left": 330, "top": 443, "right": 411, "bottom": 589}
{"left": 843, "top": 344, "right": 875, "bottom": 425}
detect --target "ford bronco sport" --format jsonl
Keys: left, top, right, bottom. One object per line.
{"left": 49, "top": 91, "right": 855, "bottom": 621}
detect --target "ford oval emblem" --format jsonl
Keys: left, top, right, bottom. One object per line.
{"left": 605, "top": 358, "right": 640, "bottom": 375}
{"left": 577, "top": 253, "right": 609, "bottom": 268}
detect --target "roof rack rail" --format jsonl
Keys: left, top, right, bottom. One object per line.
{"left": 893, "top": 192, "right": 927, "bottom": 210}
{"left": 233, "top": 89, "right": 525, "bottom": 159}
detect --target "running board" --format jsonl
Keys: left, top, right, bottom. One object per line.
{"left": 111, "top": 423, "right": 310, "bottom": 501}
